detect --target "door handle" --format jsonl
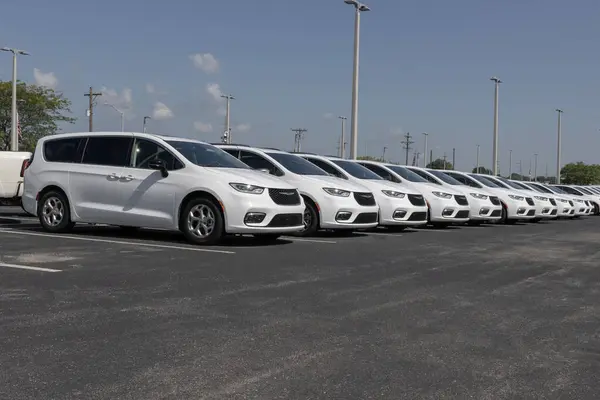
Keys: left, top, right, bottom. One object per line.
{"left": 107, "top": 173, "right": 120, "bottom": 181}
{"left": 120, "top": 174, "right": 134, "bottom": 182}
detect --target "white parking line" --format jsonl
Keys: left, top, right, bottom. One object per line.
{"left": 0, "top": 229, "right": 235, "bottom": 254}
{"left": 363, "top": 231, "right": 404, "bottom": 237}
{"left": 283, "top": 237, "right": 337, "bottom": 244}
{"left": 0, "top": 262, "right": 62, "bottom": 273}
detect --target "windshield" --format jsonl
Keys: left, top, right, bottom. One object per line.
{"left": 468, "top": 174, "right": 502, "bottom": 188}
{"left": 497, "top": 177, "right": 526, "bottom": 190}
{"left": 426, "top": 169, "right": 462, "bottom": 185}
{"left": 577, "top": 187, "right": 594, "bottom": 195}
{"left": 386, "top": 165, "right": 429, "bottom": 183}
{"left": 558, "top": 186, "right": 583, "bottom": 196}
{"left": 331, "top": 160, "right": 383, "bottom": 180}
{"left": 546, "top": 185, "right": 566, "bottom": 194}
{"left": 167, "top": 141, "right": 250, "bottom": 169}
{"left": 510, "top": 181, "right": 533, "bottom": 191}
{"left": 528, "top": 183, "right": 553, "bottom": 194}
{"left": 266, "top": 152, "right": 328, "bottom": 176}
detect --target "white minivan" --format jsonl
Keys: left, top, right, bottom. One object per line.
{"left": 22, "top": 132, "right": 306, "bottom": 244}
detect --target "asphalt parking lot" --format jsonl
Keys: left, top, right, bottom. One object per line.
{"left": 1, "top": 207, "right": 599, "bottom": 399}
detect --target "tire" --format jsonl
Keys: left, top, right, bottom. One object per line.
{"left": 179, "top": 197, "right": 224, "bottom": 245}
{"left": 37, "top": 190, "right": 75, "bottom": 233}
{"left": 292, "top": 199, "right": 319, "bottom": 237}
{"left": 119, "top": 226, "right": 139, "bottom": 234}
{"left": 252, "top": 233, "right": 282, "bottom": 243}
{"left": 467, "top": 220, "right": 482, "bottom": 226}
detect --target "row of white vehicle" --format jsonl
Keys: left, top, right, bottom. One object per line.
{"left": 17, "top": 132, "right": 598, "bottom": 245}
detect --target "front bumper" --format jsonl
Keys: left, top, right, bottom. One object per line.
{"left": 377, "top": 196, "right": 428, "bottom": 226}
{"left": 428, "top": 196, "right": 471, "bottom": 223}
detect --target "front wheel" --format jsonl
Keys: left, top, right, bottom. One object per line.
{"left": 292, "top": 201, "right": 319, "bottom": 237}
{"left": 38, "top": 191, "right": 75, "bottom": 233}
{"left": 179, "top": 197, "right": 224, "bottom": 245}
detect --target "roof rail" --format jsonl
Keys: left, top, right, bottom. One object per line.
{"left": 256, "top": 147, "right": 281, "bottom": 151}
{"left": 210, "top": 142, "right": 251, "bottom": 147}
{"left": 290, "top": 151, "right": 316, "bottom": 155}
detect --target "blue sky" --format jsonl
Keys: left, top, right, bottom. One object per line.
{"left": 2, "top": 0, "right": 599, "bottom": 174}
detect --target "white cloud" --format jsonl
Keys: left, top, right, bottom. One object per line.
{"left": 101, "top": 86, "right": 133, "bottom": 110}
{"left": 235, "top": 123, "right": 251, "bottom": 133}
{"left": 33, "top": 68, "right": 58, "bottom": 89}
{"left": 206, "top": 83, "right": 224, "bottom": 103}
{"left": 323, "top": 113, "right": 334, "bottom": 119}
{"left": 193, "top": 121, "right": 213, "bottom": 133}
{"left": 152, "top": 102, "right": 174, "bottom": 120}
{"left": 145, "top": 83, "right": 155, "bottom": 94}
{"left": 190, "top": 53, "right": 219, "bottom": 74}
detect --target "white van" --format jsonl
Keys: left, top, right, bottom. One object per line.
{"left": 22, "top": 132, "right": 306, "bottom": 244}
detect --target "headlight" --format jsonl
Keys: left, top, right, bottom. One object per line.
{"left": 432, "top": 191, "right": 453, "bottom": 199}
{"left": 559, "top": 199, "right": 568, "bottom": 203}
{"left": 323, "top": 187, "right": 351, "bottom": 197}
{"left": 381, "top": 190, "right": 405, "bottom": 198}
{"left": 575, "top": 199, "right": 584, "bottom": 203}
{"left": 229, "top": 183, "right": 264, "bottom": 194}
{"left": 534, "top": 196, "right": 548, "bottom": 201}
{"left": 470, "top": 193, "right": 488, "bottom": 200}
{"left": 508, "top": 195, "right": 524, "bottom": 201}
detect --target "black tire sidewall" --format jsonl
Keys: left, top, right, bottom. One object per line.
{"left": 179, "top": 198, "right": 224, "bottom": 245}
{"left": 37, "top": 191, "right": 74, "bottom": 233}
{"left": 295, "top": 201, "right": 319, "bottom": 237}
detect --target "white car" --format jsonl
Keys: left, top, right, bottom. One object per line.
{"left": 23, "top": 132, "right": 307, "bottom": 245}
{"left": 553, "top": 185, "right": 596, "bottom": 216}
{"left": 522, "top": 181, "right": 573, "bottom": 218}
{"left": 216, "top": 145, "right": 379, "bottom": 235}
{"left": 543, "top": 185, "right": 584, "bottom": 217}
{"left": 298, "top": 154, "right": 428, "bottom": 229}
{"left": 0, "top": 151, "right": 32, "bottom": 206}
{"left": 440, "top": 170, "right": 536, "bottom": 223}
{"left": 572, "top": 186, "right": 600, "bottom": 215}
{"left": 406, "top": 166, "right": 503, "bottom": 224}
{"left": 491, "top": 177, "right": 558, "bottom": 220}
{"left": 356, "top": 161, "right": 471, "bottom": 227}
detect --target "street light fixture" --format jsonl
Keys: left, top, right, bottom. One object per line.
{"left": 490, "top": 76, "right": 502, "bottom": 176}
{"left": 343, "top": 0, "right": 370, "bottom": 159}
{"left": 1, "top": 47, "right": 30, "bottom": 151}
{"left": 104, "top": 103, "right": 125, "bottom": 132}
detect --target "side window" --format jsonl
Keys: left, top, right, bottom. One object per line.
{"left": 43, "top": 137, "right": 86, "bottom": 163}
{"left": 449, "top": 173, "right": 478, "bottom": 188}
{"left": 360, "top": 163, "right": 401, "bottom": 183}
{"left": 239, "top": 151, "right": 283, "bottom": 176}
{"left": 222, "top": 149, "right": 240, "bottom": 159}
{"left": 81, "top": 136, "right": 133, "bottom": 167}
{"left": 306, "top": 158, "right": 347, "bottom": 179}
{"left": 131, "top": 139, "right": 183, "bottom": 170}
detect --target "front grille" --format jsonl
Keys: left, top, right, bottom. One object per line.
{"left": 526, "top": 209, "right": 535, "bottom": 216}
{"left": 569, "top": 200, "right": 574, "bottom": 207}
{"left": 490, "top": 209, "right": 502, "bottom": 217}
{"left": 353, "top": 192, "right": 376, "bottom": 206}
{"left": 407, "top": 194, "right": 426, "bottom": 206}
{"left": 551, "top": 209, "right": 557, "bottom": 215}
{"left": 268, "top": 188, "right": 301, "bottom": 206}
{"left": 549, "top": 198, "right": 556, "bottom": 206}
{"left": 455, "top": 210, "right": 470, "bottom": 219}
{"left": 267, "top": 213, "right": 303, "bottom": 227}
{"left": 490, "top": 196, "right": 500, "bottom": 205}
{"left": 526, "top": 197, "right": 535, "bottom": 206}
{"left": 454, "top": 195, "right": 468, "bottom": 206}
{"left": 408, "top": 211, "right": 427, "bottom": 221}
{"left": 354, "top": 212, "right": 378, "bottom": 224}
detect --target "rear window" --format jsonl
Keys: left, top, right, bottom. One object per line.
{"left": 44, "top": 137, "right": 86, "bottom": 163}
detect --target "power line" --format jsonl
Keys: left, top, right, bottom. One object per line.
{"left": 401, "top": 132, "right": 414, "bottom": 165}
{"left": 291, "top": 128, "right": 307, "bottom": 152}
{"left": 84, "top": 86, "right": 102, "bottom": 132}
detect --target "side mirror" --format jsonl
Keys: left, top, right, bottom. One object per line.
{"left": 257, "top": 168, "right": 270, "bottom": 174}
{"left": 148, "top": 159, "right": 169, "bottom": 177}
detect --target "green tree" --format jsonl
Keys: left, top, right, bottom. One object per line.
{"left": 560, "top": 162, "right": 600, "bottom": 185}
{"left": 358, "top": 155, "right": 383, "bottom": 162}
{"left": 510, "top": 173, "right": 523, "bottom": 180}
{"left": 472, "top": 166, "right": 492, "bottom": 174}
{"left": 426, "top": 158, "right": 453, "bottom": 170}
{"left": 0, "top": 81, "right": 76, "bottom": 151}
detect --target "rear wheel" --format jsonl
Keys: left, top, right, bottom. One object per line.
{"left": 179, "top": 197, "right": 224, "bottom": 245}
{"left": 38, "top": 190, "right": 75, "bottom": 233}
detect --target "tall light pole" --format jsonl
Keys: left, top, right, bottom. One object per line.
{"left": 221, "top": 94, "right": 235, "bottom": 144}
{"left": 490, "top": 76, "right": 502, "bottom": 176}
{"left": 533, "top": 153, "right": 538, "bottom": 182}
{"left": 1, "top": 47, "right": 30, "bottom": 151}
{"left": 143, "top": 116, "right": 151, "bottom": 133}
{"left": 338, "top": 116, "right": 347, "bottom": 158}
{"left": 508, "top": 149, "right": 513, "bottom": 178}
{"left": 556, "top": 109, "right": 563, "bottom": 183}
{"left": 382, "top": 146, "right": 387, "bottom": 161}
{"left": 344, "top": 0, "right": 370, "bottom": 160}
{"left": 476, "top": 144, "right": 480, "bottom": 173}
{"left": 104, "top": 103, "right": 124, "bottom": 132}
{"left": 422, "top": 132, "right": 429, "bottom": 167}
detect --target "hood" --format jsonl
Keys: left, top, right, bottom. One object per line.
{"left": 202, "top": 167, "right": 296, "bottom": 189}
{"left": 405, "top": 181, "right": 463, "bottom": 196}
{"left": 350, "top": 179, "right": 423, "bottom": 195}
{"left": 288, "top": 174, "right": 371, "bottom": 193}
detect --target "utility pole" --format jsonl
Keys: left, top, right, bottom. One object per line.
{"left": 338, "top": 116, "right": 347, "bottom": 158}
{"left": 442, "top": 153, "right": 448, "bottom": 170}
{"left": 508, "top": 149, "right": 512, "bottom": 178}
{"left": 490, "top": 76, "right": 502, "bottom": 176}
{"left": 84, "top": 86, "right": 102, "bottom": 132}
{"left": 517, "top": 160, "right": 522, "bottom": 176}
{"left": 476, "top": 145, "right": 480, "bottom": 173}
{"left": 452, "top": 148, "right": 456, "bottom": 169}
{"left": 382, "top": 146, "right": 387, "bottom": 161}
{"left": 421, "top": 132, "right": 429, "bottom": 167}
{"left": 429, "top": 150, "right": 433, "bottom": 167}
{"left": 556, "top": 109, "right": 563, "bottom": 183}
{"left": 221, "top": 94, "right": 235, "bottom": 144}
{"left": 291, "top": 128, "right": 307, "bottom": 152}
{"left": 143, "top": 116, "right": 151, "bottom": 133}
{"left": 545, "top": 163, "right": 548, "bottom": 180}
{"left": 401, "top": 132, "right": 414, "bottom": 165}
{"left": 534, "top": 153, "right": 538, "bottom": 182}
